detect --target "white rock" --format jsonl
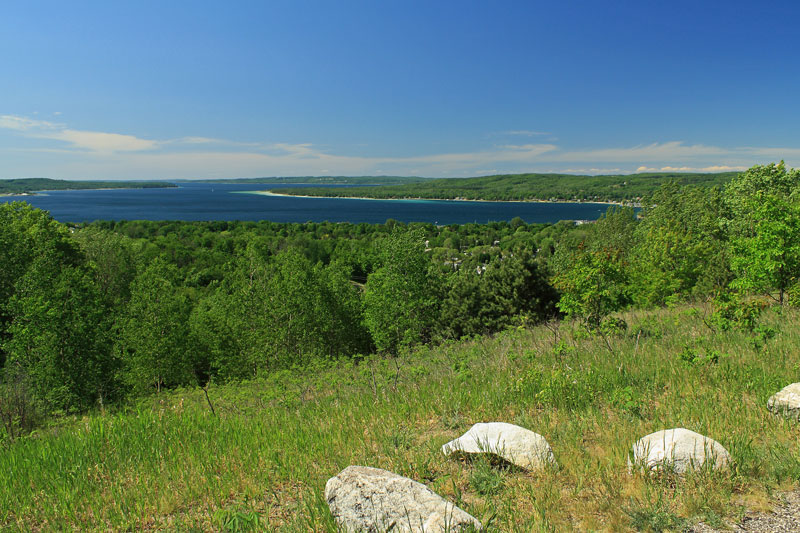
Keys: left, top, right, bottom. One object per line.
{"left": 441, "top": 422, "right": 556, "bottom": 471}
{"left": 767, "top": 383, "right": 800, "bottom": 418}
{"left": 628, "top": 428, "right": 731, "bottom": 474}
{"left": 325, "top": 466, "right": 481, "bottom": 532}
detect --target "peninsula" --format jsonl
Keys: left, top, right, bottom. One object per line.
{"left": 266, "top": 171, "right": 739, "bottom": 203}
{"left": 0, "top": 178, "right": 177, "bottom": 196}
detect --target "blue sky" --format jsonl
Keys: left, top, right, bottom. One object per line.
{"left": 1, "top": 0, "right": 799, "bottom": 179}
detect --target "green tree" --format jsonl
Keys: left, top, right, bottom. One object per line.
{"left": 630, "top": 183, "right": 730, "bottom": 306}
{"left": 553, "top": 245, "right": 629, "bottom": 328}
{"left": 119, "top": 258, "right": 195, "bottom": 394}
{"left": 0, "top": 203, "right": 83, "bottom": 368}
{"left": 438, "top": 251, "right": 558, "bottom": 338}
{"left": 725, "top": 162, "right": 800, "bottom": 304}
{"left": 4, "top": 250, "right": 115, "bottom": 412}
{"left": 363, "top": 229, "right": 440, "bottom": 354}
{"left": 192, "top": 247, "right": 371, "bottom": 381}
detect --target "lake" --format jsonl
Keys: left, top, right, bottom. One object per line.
{"left": 1, "top": 182, "right": 611, "bottom": 224}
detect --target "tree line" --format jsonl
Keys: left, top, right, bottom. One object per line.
{"left": 0, "top": 162, "right": 797, "bottom": 434}
{"left": 273, "top": 171, "right": 740, "bottom": 203}
{"left": 0, "top": 178, "right": 175, "bottom": 195}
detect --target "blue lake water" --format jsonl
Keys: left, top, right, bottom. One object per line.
{"left": 2, "top": 182, "right": 611, "bottom": 224}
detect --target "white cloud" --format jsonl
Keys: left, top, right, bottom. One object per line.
{"left": 0, "top": 114, "right": 157, "bottom": 153}
{"left": 500, "top": 130, "right": 550, "bottom": 136}
{"left": 1, "top": 114, "right": 798, "bottom": 178}
{"left": 0, "top": 115, "right": 55, "bottom": 131}
{"left": 636, "top": 164, "right": 748, "bottom": 173}
{"left": 51, "top": 129, "right": 157, "bottom": 152}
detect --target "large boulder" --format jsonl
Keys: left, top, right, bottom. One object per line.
{"left": 767, "top": 383, "right": 800, "bottom": 418}
{"left": 325, "top": 466, "right": 481, "bottom": 532}
{"left": 629, "top": 428, "right": 731, "bottom": 474}
{"left": 441, "top": 422, "right": 556, "bottom": 471}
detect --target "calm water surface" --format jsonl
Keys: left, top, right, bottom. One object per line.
{"left": 3, "top": 182, "right": 610, "bottom": 224}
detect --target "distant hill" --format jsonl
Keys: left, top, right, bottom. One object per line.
{"left": 270, "top": 171, "right": 741, "bottom": 202}
{"left": 191, "top": 176, "right": 431, "bottom": 185}
{"left": 0, "top": 178, "right": 177, "bottom": 195}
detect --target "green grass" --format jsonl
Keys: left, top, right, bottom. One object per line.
{"left": 1, "top": 304, "right": 800, "bottom": 531}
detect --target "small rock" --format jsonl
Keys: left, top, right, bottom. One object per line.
{"left": 325, "top": 466, "right": 481, "bottom": 532}
{"left": 441, "top": 422, "right": 556, "bottom": 470}
{"left": 768, "top": 383, "right": 800, "bottom": 419}
{"left": 629, "top": 428, "right": 730, "bottom": 474}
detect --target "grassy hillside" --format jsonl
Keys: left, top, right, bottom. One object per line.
{"left": 0, "top": 178, "right": 176, "bottom": 195}
{"left": 2, "top": 304, "right": 799, "bottom": 531}
{"left": 271, "top": 171, "right": 739, "bottom": 202}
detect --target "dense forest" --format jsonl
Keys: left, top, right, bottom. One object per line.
{"left": 0, "top": 178, "right": 176, "bottom": 195}
{"left": 0, "top": 162, "right": 797, "bottom": 433}
{"left": 273, "top": 171, "right": 740, "bottom": 202}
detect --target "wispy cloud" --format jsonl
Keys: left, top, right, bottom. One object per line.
{"left": 0, "top": 115, "right": 157, "bottom": 153}
{"left": 1, "top": 114, "right": 797, "bottom": 179}
{"left": 635, "top": 165, "right": 748, "bottom": 173}
{"left": 496, "top": 130, "right": 550, "bottom": 137}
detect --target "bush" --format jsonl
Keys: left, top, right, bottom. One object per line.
{"left": 0, "top": 365, "right": 41, "bottom": 441}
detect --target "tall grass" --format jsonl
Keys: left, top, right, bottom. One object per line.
{"left": 1, "top": 304, "right": 799, "bottom": 531}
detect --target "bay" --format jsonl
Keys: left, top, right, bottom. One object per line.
{"left": 1, "top": 182, "right": 610, "bottom": 224}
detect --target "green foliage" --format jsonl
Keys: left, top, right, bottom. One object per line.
{"left": 438, "top": 251, "right": 558, "bottom": 339}
{"left": 512, "top": 365, "right": 597, "bottom": 410}
{"left": 553, "top": 246, "right": 629, "bottom": 328}
{"left": 710, "top": 292, "right": 765, "bottom": 333}
{"left": 469, "top": 457, "right": 506, "bottom": 496}
{"left": 599, "top": 316, "right": 627, "bottom": 337}
{"left": 192, "top": 247, "right": 371, "bottom": 380}
{"left": 588, "top": 205, "right": 638, "bottom": 253}
{"left": 0, "top": 365, "right": 41, "bottom": 441}
{"left": 0, "top": 202, "right": 81, "bottom": 367}
{"left": 364, "top": 228, "right": 440, "bottom": 354}
{"left": 213, "top": 503, "right": 261, "bottom": 532}
{"left": 625, "top": 491, "right": 689, "bottom": 532}
{"left": 725, "top": 161, "right": 800, "bottom": 304}
{"left": 631, "top": 183, "right": 731, "bottom": 306}
{"left": 119, "top": 258, "right": 195, "bottom": 394}
{"left": 273, "top": 170, "right": 738, "bottom": 203}
{"left": 1, "top": 204, "right": 116, "bottom": 412}
{"left": 0, "top": 178, "right": 174, "bottom": 195}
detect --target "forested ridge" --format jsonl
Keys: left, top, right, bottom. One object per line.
{"left": 272, "top": 170, "right": 739, "bottom": 202}
{"left": 0, "top": 178, "right": 176, "bottom": 195}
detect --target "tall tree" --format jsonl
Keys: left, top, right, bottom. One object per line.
{"left": 119, "top": 258, "right": 195, "bottom": 394}
{"left": 0, "top": 203, "right": 85, "bottom": 368}
{"left": 438, "top": 251, "right": 558, "bottom": 339}
{"left": 630, "top": 183, "right": 730, "bottom": 306}
{"left": 553, "top": 245, "right": 629, "bottom": 328}
{"left": 363, "top": 229, "right": 440, "bottom": 354}
{"left": 725, "top": 162, "right": 800, "bottom": 304}
{"left": 2, "top": 209, "right": 116, "bottom": 412}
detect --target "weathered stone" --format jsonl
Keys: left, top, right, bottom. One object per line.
{"left": 629, "top": 428, "right": 731, "bottom": 474}
{"left": 768, "top": 383, "right": 800, "bottom": 419}
{"left": 441, "top": 422, "right": 556, "bottom": 471}
{"left": 325, "top": 466, "right": 481, "bottom": 532}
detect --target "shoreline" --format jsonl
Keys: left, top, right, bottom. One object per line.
{"left": 247, "top": 189, "right": 637, "bottom": 207}
{"left": 1, "top": 185, "right": 177, "bottom": 197}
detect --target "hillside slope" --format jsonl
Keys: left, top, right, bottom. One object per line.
{"left": 1, "top": 305, "right": 798, "bottom": 531}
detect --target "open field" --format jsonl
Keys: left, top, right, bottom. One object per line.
{"left": 2, "top": 304, "right": 799, "bottom": 531}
